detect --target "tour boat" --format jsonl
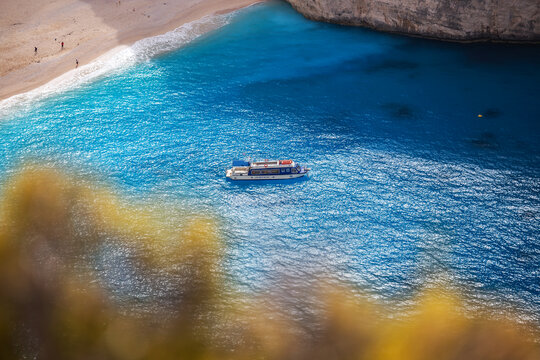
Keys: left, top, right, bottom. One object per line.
{"left": 226, "top": 159, "right": 310, "bottom": 180}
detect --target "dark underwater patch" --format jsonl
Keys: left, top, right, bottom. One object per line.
{"left": 482, "top": 108, "right": 502, "bottom": 118}
{"left": 468, "top": 132, "right": 500, "bottom": 149}
{"left": 382, "top": 102, "right": 415, "bottom": 119}
{"left": 520, "top": 210, "right": 537, "bottom": 221}
{"left": 364, "top": 59, "right": 419, "bottom": 73}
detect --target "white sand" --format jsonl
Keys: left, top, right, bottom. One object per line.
{"left": 0, "top": 0, "right": 262, "bottom": 101}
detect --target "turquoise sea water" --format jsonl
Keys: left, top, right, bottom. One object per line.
{"left": 1, "top": 2, "right": 539, "bottom": 322}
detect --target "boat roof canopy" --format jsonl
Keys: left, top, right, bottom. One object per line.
{"left": 233, "top": 160, "right": 250, "bottom": 167}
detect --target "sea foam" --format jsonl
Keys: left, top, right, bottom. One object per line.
{"left": 0, "top": 12, "right": 233, "bottom": 119}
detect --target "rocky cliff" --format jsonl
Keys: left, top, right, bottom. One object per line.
{"left": 285, "top": 0, "right": 539, "bottom": 42}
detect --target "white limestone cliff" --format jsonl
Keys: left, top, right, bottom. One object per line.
{"left": 286, "top": 0, "right": 539, "bottom": 42}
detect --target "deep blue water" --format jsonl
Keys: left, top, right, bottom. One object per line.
{"left": 1, "top": 1, "right": 539, "bottom": 322}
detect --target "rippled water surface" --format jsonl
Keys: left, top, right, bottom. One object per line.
{"left": 1, "top": 2, "right": 539, "bottom": 322}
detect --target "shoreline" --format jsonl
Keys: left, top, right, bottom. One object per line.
{"left": 0, "top": 0, "right": 263, "bottom": 103}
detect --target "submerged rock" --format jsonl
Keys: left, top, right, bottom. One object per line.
{"left": 285, "top": 0, "right": 539, "bottom": 42}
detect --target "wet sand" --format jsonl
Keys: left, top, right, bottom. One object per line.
{"left": 0, "top": 0, "right": 262, "bottom": 101}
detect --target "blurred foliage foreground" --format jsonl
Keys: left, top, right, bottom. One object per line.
{"left": 0, "top": 168, "right": 538, "bottom": 360}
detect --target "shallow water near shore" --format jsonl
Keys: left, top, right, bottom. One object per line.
{"left": 1, "top": 1, "right": 539, "bottom": 323}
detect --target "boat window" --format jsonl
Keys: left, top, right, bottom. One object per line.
{"left": 252, "top": 169, "right": 280, "bottom": 175}
{"left": 286, "top": 168, "right": 290, "bottom": 173}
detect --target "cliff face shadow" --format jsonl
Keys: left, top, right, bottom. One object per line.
{"left": 461, "top": 43, "right": 540, "bottom": 67}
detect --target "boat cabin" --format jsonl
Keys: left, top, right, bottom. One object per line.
{"left": 248, "top": 159, "right": 301, "bottom": 175}
{"left": 226, "top": 159, "right": 309, "bottom": 180}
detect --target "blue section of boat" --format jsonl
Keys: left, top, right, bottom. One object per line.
{"left": 232, "top": 160, "right": 250, "bottom": 167}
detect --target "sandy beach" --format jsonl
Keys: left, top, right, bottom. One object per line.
{"left": 0, "top": 0, "right": 261, "bottom": 101}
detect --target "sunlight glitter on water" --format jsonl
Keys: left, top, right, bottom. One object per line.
{"left": 0, "top": 1, "right": 539, "bottom": 324}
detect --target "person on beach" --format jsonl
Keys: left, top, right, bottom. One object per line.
{"left": 76, "top": 59, "right": 79, "bottom": 68}
{"left": 34, "top": 47, "right": 37, "bottom": 54}
{"left": 61, "top": 42, "right": 64, "bottom": 49}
